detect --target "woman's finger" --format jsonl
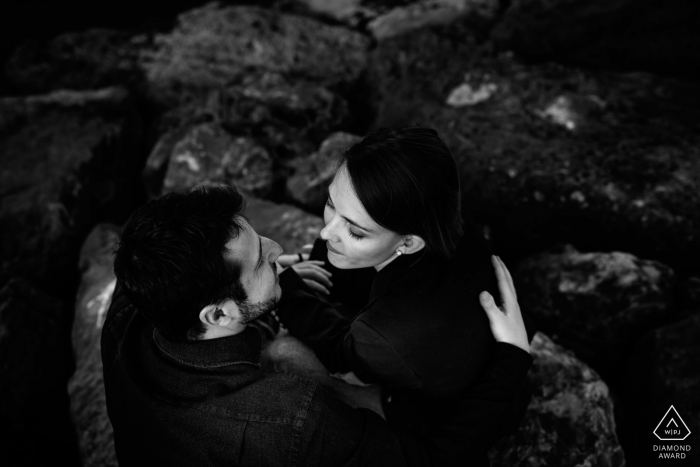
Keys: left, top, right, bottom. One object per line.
{"left": 301, "top": 244, "right": 313, "bottom": 253}
{"left": 304, "top": 279, "right": 330, "bottom": 295}
{"left": 492, "top": 255, "right": 515, "bottom": 310}
{"left": 496, "top": 256, "right": 516, "bottom": 298}
{"left": 295, "top": 267, "right": 333, "bottom": 287}
{"left": 296, "top": 263, "right": 333, "bottom": 279}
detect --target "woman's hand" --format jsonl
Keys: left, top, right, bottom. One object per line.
{"left": 276, "top": 245, "right": 333, "bottom": 295}
{"left": 276, "top": 244, "right": 314, "bottom": 268}
{"left": 292, "top": 260, "right": 333, "bottom": 295}
{"left": 480, "top": 256, "right": 530, "bottom": 354}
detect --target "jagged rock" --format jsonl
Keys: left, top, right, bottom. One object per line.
{"left": 155, "top": 122, "right": 273, "bottom": 197}
{"left": 292, "top": 0, "right": 500, "bottom": 40}
{"left": 245, "top": 196, "right": 325, "bottom": 254}
{"left": 621, "top": 312, "right": 700, "bottom": 466}
{"left": 141, "top": 3, "right": 370, "bottom": 104}
{"left": 69, "top": 224, "right": 119, "bottom": 467}
{"left": 0, "top": 279, "right": 80, "bottom": 466}
{"left": 489, "top": 332, "right": 625, "bottom": 467}
{"left": 369, "top": 24, "right": 700, "bottom": 276}
{"left": 286, "top": 132, "right": 362, "bottom": 213}
{"left": 514, "top": 246, "right": 675, "bottom": 377}
{"left": 0, "top": 87, "right": 142, "bottom": 296}
{"left": 3, "top": 29, "right": 148, "bottom": 94}
{"left": 492, "top": 0, "right": 700, "bottom": 80}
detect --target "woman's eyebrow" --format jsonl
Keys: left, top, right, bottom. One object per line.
{"left": 327, "top": 191, "right": 374, "bottom": 233}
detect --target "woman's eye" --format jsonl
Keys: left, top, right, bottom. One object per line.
{"left": 348, "top": 229, "right": 364, "bottom": 240}
{"left": 325, "top": 197, "right": 334, "bottom": 209}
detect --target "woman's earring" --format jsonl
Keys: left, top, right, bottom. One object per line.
{"left": 396, "top": 250, "right": 403, "bottom": 256}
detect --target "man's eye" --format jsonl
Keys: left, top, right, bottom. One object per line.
{"left": 348, "top": 229, "right": 364, "bottom": 240}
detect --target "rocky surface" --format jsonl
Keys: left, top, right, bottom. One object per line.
{"left": 142, "top": 4, "right": 370, "bottom": 104}
{"left": 0, "top": 87, "right": 143, "bottom": 296}
{"left": 620, "top": 312, "right": 700, "bottom": 466}
{"left": 369, "top": 24, "right": 700, "bottom": 276}
{"left": 0, "top": 279, "right": 79, "bottom": 466}
{"left": 245, "top": 196, "right": 325, "bottom": 254}
{"left": 489, "top": 332, "right": 625, "bottom": 467}
{"left": 69, "top": 224, "right": 119, "bottom": 467}
{"left": 492, "top": 0, "right": 700, "bottom": 80}
{"left": 293, "top": 0, "right": 500, "bottom": 40}
{"left": 3, "top": 29, "right": 148, "bottom": 95}
{"left": 156, "top": 122, "right": 274, "bottom": 197}
{"left": 286, "top": 131, "right": 362, "bottom": 213}
{"left": 514, "top": 246, "right": 675, "bottom": 377}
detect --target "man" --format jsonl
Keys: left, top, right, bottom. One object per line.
{"left": 102, "top": 185, "right": 532, "bottom": 466}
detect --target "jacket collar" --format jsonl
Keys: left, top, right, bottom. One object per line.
{"left": 153, "top": 325, "right": 262, "bottom": 369}
{"left": 366, "top": 248, "right": 434, "bottom": 308}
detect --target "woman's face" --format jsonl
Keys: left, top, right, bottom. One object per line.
{"left": 321, "top": 167, "right": 404, "bottom": 270}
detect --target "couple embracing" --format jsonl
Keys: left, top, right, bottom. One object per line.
{"left": 103, "top": 126, "right": 536, "bottom": 466}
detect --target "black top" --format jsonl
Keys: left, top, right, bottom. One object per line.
{"left": 277, "top": 235, "right": 537, "bottom": 439}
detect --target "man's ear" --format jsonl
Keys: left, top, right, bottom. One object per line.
{"left": 199, "top": 300, "right": 238, "bottom": 327}
{"left": 401, "top": 235, "right": 426, "bottom": 255}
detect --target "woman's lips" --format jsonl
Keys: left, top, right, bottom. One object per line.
{"left": 326, "top": 242, "right": 342, "bottom": 255}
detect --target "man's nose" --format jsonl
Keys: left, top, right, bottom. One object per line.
{"left": 264, "top": 238, "right": 283, "bottom": 262}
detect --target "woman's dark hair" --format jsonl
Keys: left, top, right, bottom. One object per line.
{"left": 340, "top": 126, "right": 464, "bottom": 259}
{"left": 113, "top": 185, "right": 248, "bottom": 342}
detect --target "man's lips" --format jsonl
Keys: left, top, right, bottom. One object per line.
{"left": 326, "top": 242, "right": 342, "bottom": 255}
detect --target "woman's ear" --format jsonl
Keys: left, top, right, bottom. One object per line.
{"left": 401, "top": 235, "right": 426, "bottom": 255}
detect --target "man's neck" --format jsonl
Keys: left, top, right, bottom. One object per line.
{"left": 201, "top": 323, "right": 247, "bottom": 340}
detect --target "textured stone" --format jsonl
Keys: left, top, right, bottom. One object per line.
{"left": 286, "top": 132, "right": 362, "bottom": 213}
{"left": 492, "top": 0, "right": 700, "bottom": 80}
{"left": 621, "top": 312, "right": 700, "bottom": 466}
{"left": 159, "top": 122, "right": 274, "bottom": 197}
{"left": 141, "top": 4, "right": 370, "bottom": 103}
{"left": 245, "top": 196, "right": 325, "bottom": 254}
{"left": 514, "top": 246, "right": 675, "bottom": 376}
{"left": 0, "top": 87, "right": 142, "bottom": 295}
{"left": 489, "top": 332, "right": 625, "bottom": 467}
{"left": 0, "top": 279, "right": 79, "bottom": 466}
{"left": 3, "top": 29, "right": 148, "bottom": 95}
{"left": 369, "top": 25, "right": 700, "bottom": 276}
{"left": 68, "top": 224, "right": 119, "bottom": 467}
{"left": 293, "top": 0, "right": 500, "bottom": 40}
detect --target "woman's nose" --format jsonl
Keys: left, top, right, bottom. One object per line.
{"left": 320, "top": 217, "right": 339, "bottom": 241}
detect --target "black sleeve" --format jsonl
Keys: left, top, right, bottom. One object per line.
{"left": 300, "top": 344, "right": 533, "bottom": 467}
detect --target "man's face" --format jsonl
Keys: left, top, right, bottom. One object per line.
{"left": 224, "top": 219, "right": 283, "bottom": 323}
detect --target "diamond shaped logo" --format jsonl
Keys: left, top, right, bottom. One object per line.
{"left": 654, "top": 405, "right": 691, "bottom": 441}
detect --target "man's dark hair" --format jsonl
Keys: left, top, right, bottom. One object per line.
{"left": 340, "top": 126, "right": 464, "bottom": 259}
{"left": 113, "top": 185, "right": 248, "bottom": 342}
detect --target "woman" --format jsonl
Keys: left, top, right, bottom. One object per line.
{"left": 274, "top": 126, "right": 535, "bottom": 459}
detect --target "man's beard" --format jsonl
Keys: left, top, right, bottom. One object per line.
{"left": 238, "top": 296, "right": 279, "bottom": 324}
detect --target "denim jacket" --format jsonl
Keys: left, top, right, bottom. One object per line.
{"left": 101, "top": 283, "right": 419, "bottom": 467}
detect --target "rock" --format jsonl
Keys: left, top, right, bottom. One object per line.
{"left": 286, "top": 132, "right": 362, "bottom": 213}
{"left": 514, "top": 246, "right": 675, "bottom": 377}
{"left": 141, "top": 4, "right": 370, "bottom": 103}
{"left": 3, "top": 29, "right": 149, "bottom": 95}
{"left": 491, "top": 0, "right": 700, "bottom": 80}
{"left": 489, "top": 332, "right": 625, "bottom": 467}
{"left": 68, "top": 224, "right": 120, "bottom": 467}
{"left": 620, "top": 312, "right": 700, "bottom": 466}
{"left": 0, "top": 87, "right": 142, "bottom": 296}
{"left": 0, "top": 279, "right": 80, "bottom": 466}
{"left": 293, "top": 0, "right": 500, "bottom": 40}
{"left": 157, "top": 122, "right": 274, "bottom": 197}
{"left": 369, "top": 25, "right": 700, "bottom": 276}
{"left": 245, "top": 196, "right": 325, "bottom": 254}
